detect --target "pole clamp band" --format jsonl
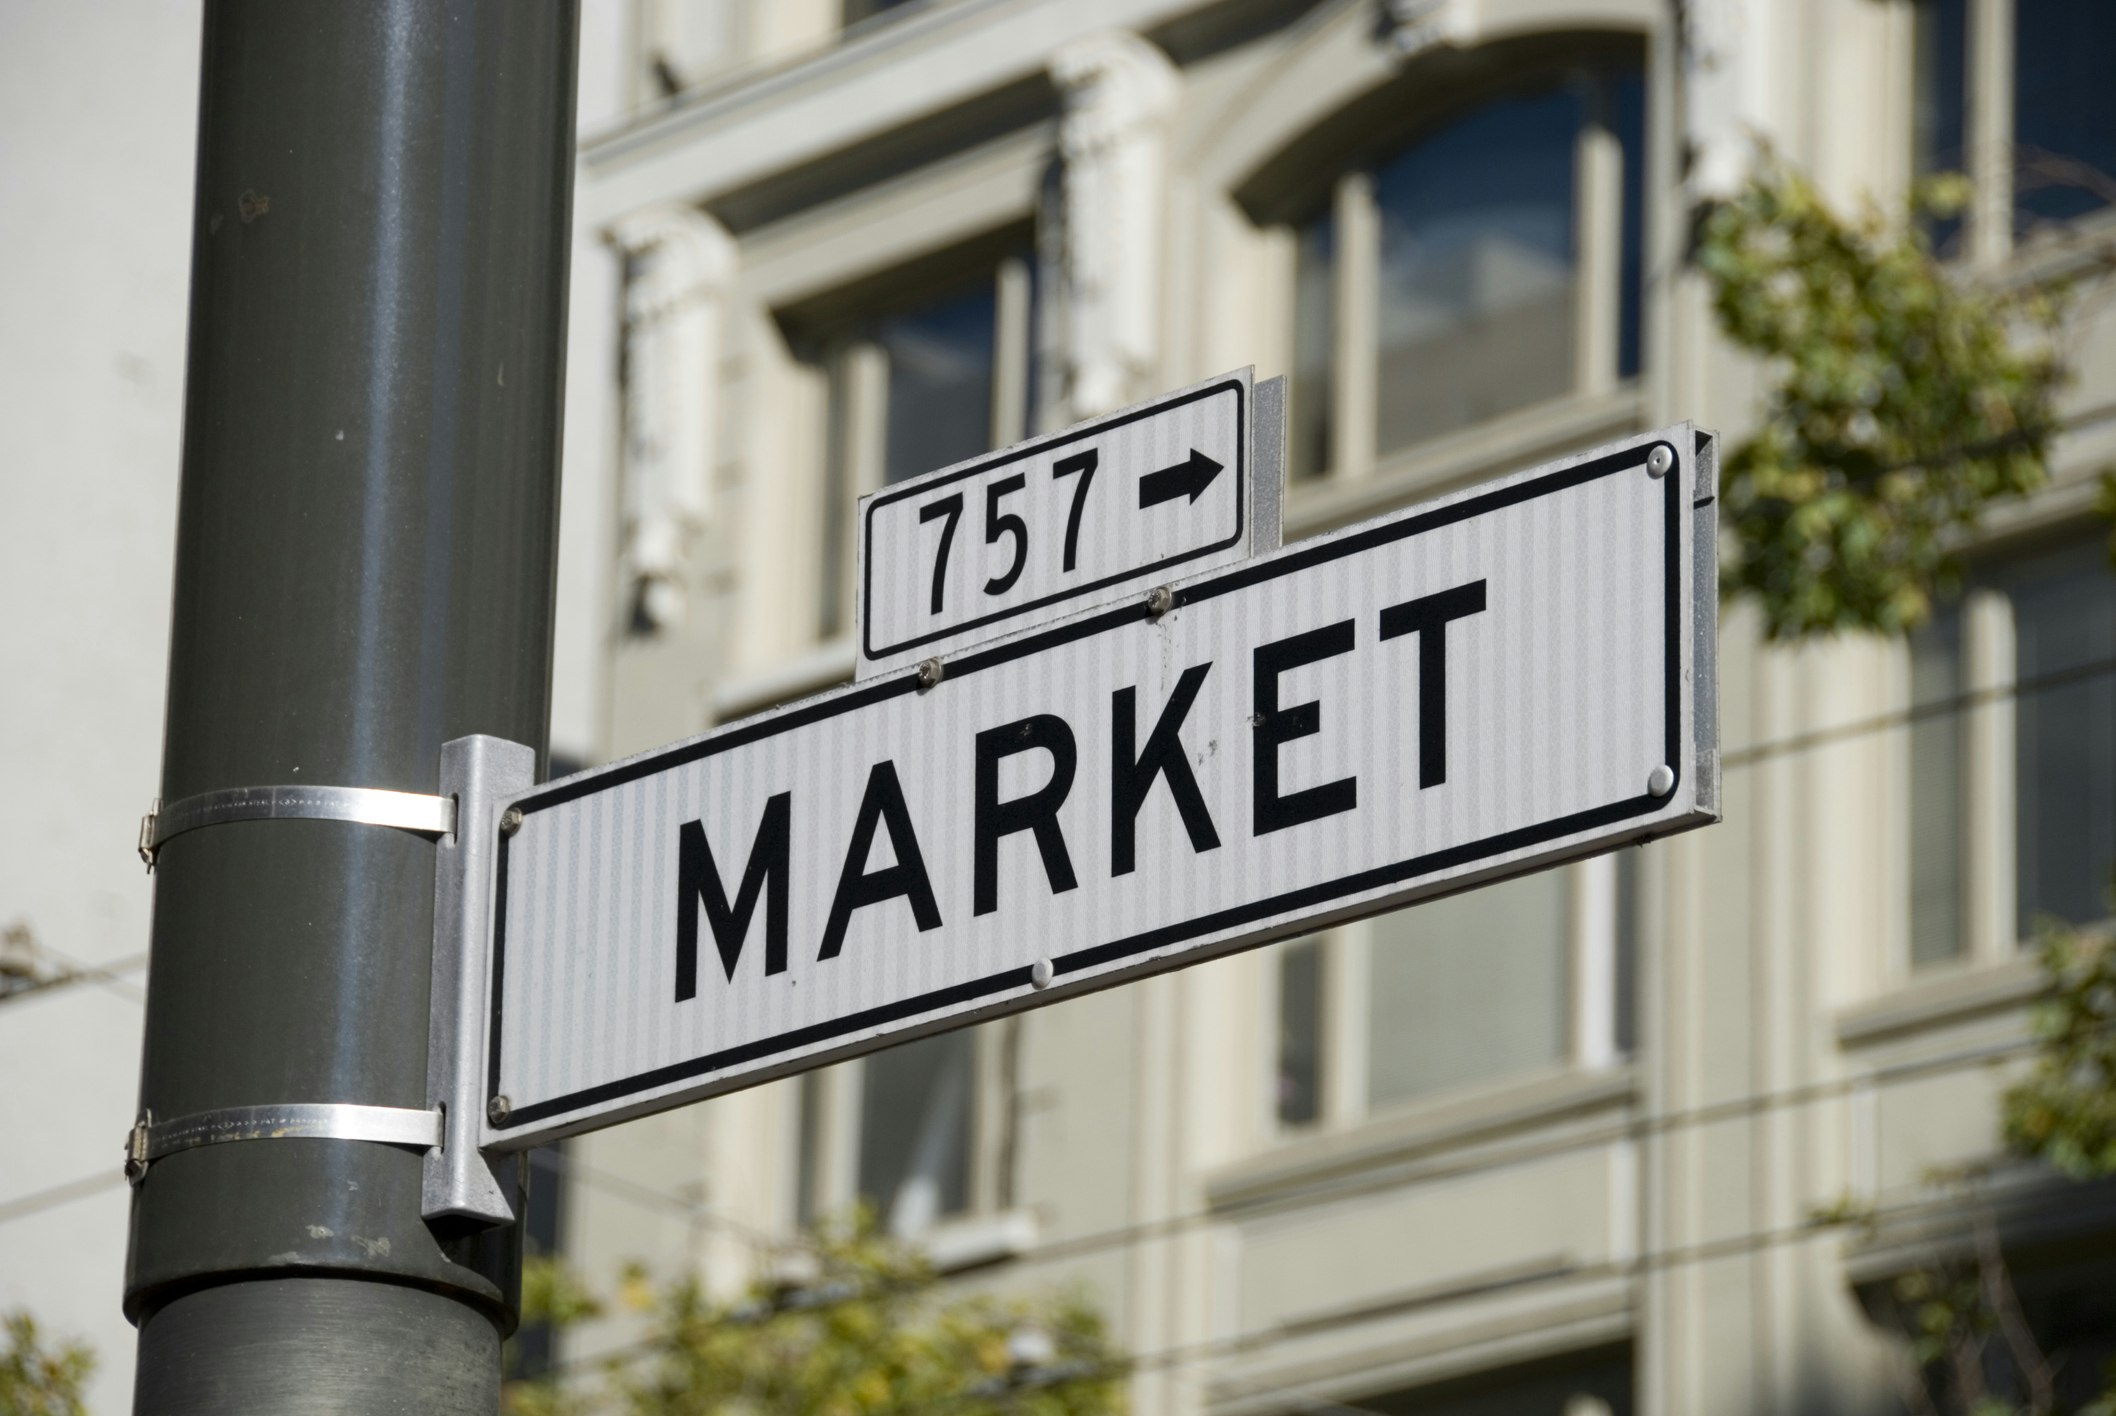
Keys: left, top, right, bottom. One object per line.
{"left": 138, "top": 785, "right": 457, "bottom": 871}
{"left": 124, "top": 1103, "right": 443, "bottom": 1184}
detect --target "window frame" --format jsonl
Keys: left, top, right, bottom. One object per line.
{"left": 1897, "top": 524, "right": 2116, "bottom": 981}
{"left": 792, "top": 1020, "right": 1019, "bottom": 1236}
{"left": 1912, "top": 0, "right": 2116, "bottom": 265}
{"left": 809, "top": 245, "right": 1038, "bottom": 641}
{"left": 1276, "top": 62, "right": 1644, "bottom": 492}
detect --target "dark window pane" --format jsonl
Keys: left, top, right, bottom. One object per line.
{"left": 1367, "top": 869, "right": 1568, "bottom": 1107}
{"left": 2014, "top": 0, "right": 2116, "bottom": 226}
{"left": 1374, "top": 85, "right": 1581, "bottom": 452}
{"left": 795, "top": 1069, "right": 826, "bottom": 1228}
{"left": 1289, "top": 206, "right": 1336, "bottom": 479}
{"left": 513, "top": 1145, "right": 569, "bottom": 1378}
{"left": 1613, "top": 70, "right": 1647, "bottom": 380}
{"left": 879, "top": 281, "right": 997, "bottom": 485}
{"left": 1913, "top": 0, "right": 1969, "bottom": 253}
{"left": 1276, "top": 939, "right": 1323, "bottom": 1126}
{"left": 1614, "top": 849, "right": 1639, "bottom": 1053}
{"left": 857, "top": 1029, "right": 974, "bottom": 1233}
{"left": 2000, "top": 542, "right": 2116, "bottom": 933}
{"left": 1909, "top": 603, "right": 1967, "bottom": 965}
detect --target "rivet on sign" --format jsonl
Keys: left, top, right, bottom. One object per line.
{"left": 1030, "top": 958, "right": 1055, "bottom": 989}
{"left": 915, "top": 657, "right": 945, "bottom": 690}
{"left": 1647, "top": 764, "right": 1676, "bottom": 797}
{"left": 487, "top": 1095, "right": 511, "bottom": 1124}
{"left": 1145, "top": 585, "right": 1174, "bottom": 617}
{"left": 499, "top": 807, "right": 524, "bottom": 837}
{"left": 1646, "top": 445, "right": 1674, "bottom": 479}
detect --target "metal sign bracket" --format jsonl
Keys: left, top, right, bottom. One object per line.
{"left": 421, "top": 734, "right": 534, "bottom": 1226}
{"left": 125, "top": 1102, "right": 441, "bottom": 1184}
{"left": 128, "top": 737, "right": 531, "bottom": 1230}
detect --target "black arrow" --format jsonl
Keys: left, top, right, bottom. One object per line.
{"left": 1137, "top": 448, "right": 1224, "bottom": 508}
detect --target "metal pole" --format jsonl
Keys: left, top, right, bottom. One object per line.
{"left": 128, "top": 3, "right": 578, "bottom": 1411}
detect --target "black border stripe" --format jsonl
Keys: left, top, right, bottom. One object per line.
{"left": 490, "top": 438, "right": 1682, "bottom": 1131}
{"left": 859, "top": 379, "right": 1247, "bottom": 662}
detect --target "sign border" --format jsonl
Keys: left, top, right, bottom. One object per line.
{"left": 857, "top": 376, "right": 1249, "bottom": 664}
{"left": 488, "top": 435, "right": 1687, "bottom": 1136}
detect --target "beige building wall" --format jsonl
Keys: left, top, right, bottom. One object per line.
{"left": 2, "top": 2, "right": 2108, "bottom": 1413}
{"left": 551, "top": 2, "right": 2116, "bottom": 1414}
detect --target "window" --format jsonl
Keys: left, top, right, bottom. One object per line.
{"left": 1274, "top": 854, "right": 1636, "bottom": 1128}
{"left": 855, "top": 1031, "right": 975, "bottom": 1233}
{"left": 1912, "top": 0, "right": 2116, "bottom": 258}
{"left": 793, "top": 1025, "right": 1009, "bottom": 1238}
{"left": 1907, "top": 535, "right": 2116, "bottom": 967}
{"left": 1287, "top": 64, "right": 1644, "bottom": 481}
{"left": 815, "top": 251, "right": 1037, "bottom": 637}
{"left": 1367, "top": 871, "right": 1569, "bottom": 1107}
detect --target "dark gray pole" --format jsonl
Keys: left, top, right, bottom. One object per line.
{"left": 128, "top": 3, "right": 578, "bottom": 1411}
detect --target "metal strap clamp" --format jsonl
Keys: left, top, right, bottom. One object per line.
{"left": 124, "top": 1102, "right": 442, "bottom": 1184}
{"left": 139, "top": 784, "right": 456, "bottom": 871}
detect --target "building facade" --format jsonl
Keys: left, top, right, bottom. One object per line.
{"left": 2, "top": 2, "right": 2112, "bottom": 1412}
{"left": 546, "top": 2, "right": 2116, "bottom": 1413}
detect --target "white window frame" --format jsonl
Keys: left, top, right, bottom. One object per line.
{"left": 1265, "top": 856, "right": 1628, "bottom": 1138}
{"left": 792, "top": 1021, "right": 1018, "bottom": 1238}
{"left": 1279, "top": 66, "right": 1641, "bottom": 493}
{"left": 1894, "top": 588, "right": 2020, "bottom": 979}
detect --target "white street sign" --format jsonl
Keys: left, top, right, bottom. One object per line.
{"left": 854, "top": 368, "right": 1275, "bottom": 680}
{"left": 483, "top": 426, "right": 1719, "bottom": 1148}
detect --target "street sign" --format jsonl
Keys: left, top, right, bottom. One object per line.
{"left": 483, "top": 426, "right": 1719, "bottom": 1149}
{"left": 854, "top": 368, "right": 1278, "bottom": 679}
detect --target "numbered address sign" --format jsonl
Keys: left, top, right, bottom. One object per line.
{"left": 855, "top": 369, "right": 1272, "bottom": 679}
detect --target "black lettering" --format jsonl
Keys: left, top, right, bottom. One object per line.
{"left": 1379, "top": 580, "right": 1487, "bottom": 788}
{"left": 1252, "top": 621, "right": 1358, "bottom": 836}
{"left": 818, "top": 761, "right": 942, "bottom": 961}
{"left": 675, "top": 793, "right": 792, "bottom": 1001}
{"left": 974, "top": 714, "right": 1079, "bottom": 916}
{"left": 1112, "top": 663, "right": 1221, "bottom": 876}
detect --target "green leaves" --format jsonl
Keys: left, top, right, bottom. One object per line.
{"left": 0, "top": 1311, "right": 94, "bottom": 1416}
{"left": 505, "top": 1212, "right": 1126, "bottom": 1416}
{"left": 2002, "top": 904, "right": 2116, "bottom": 1180}
{"left": 1699, "top": 158, "right": 2067, "bottom": 639}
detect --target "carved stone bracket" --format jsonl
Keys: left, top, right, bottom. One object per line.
{"left": 1377, "top": 0, "right": 1474, "bottom": 58}
{"left": 607, "top": 204, "right": 736, "bottom": 632}
{"left": 1678, "top": 0, "right": 1758, "bottom": 201}
{"left": 1050, "top": 32, "right": 1181, "bottom": 419}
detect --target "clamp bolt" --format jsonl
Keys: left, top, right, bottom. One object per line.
{"left": 1647, "top": 763, "right": 1676, "bottom": 797}
{"left": 487, "top": 1095, "right": 512, "bottom": 1125}
{"left": 1646, "top": 445, "right": 1674, "bottom": 479}
{"left": 499, "top": 807, "right": 523, "bottom": 837}
{"left": 1145, "top": 586, "right": 1175, "bottom": 617}
{"left": 915, "top": 658, "right": 945, "bottom": 690}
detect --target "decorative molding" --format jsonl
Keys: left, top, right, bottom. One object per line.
{"left": 1677, "top": 0, "right": 1758, "bottom": 201}
{"left": 1376, "top": 0, "right": 1474, "bottom": 58}
{"left": 1050, "top": 31, "right": 1180, "bottom": 418}
{"left": 606, "top": 203, "right": 737, "bottom": 632}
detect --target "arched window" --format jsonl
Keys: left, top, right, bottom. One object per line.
{"left": 1288, "top": 64, "right": 1645, "bottom": 480}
